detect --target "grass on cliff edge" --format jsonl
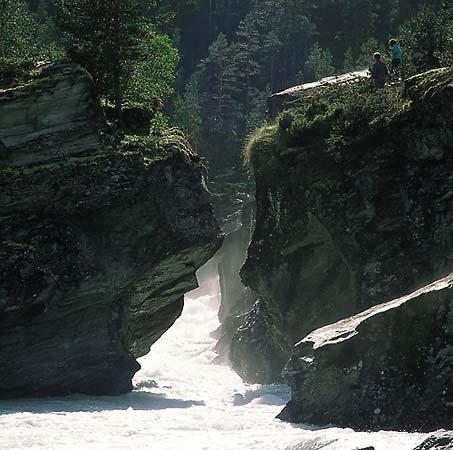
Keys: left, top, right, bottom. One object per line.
{"left": 120, "top": 128, "right": 195, "bottom": 163}
{"left": 0, "top": 128, "right": 195, "bottom": 176}
{"left": 244, "top": 80, "right": 405, "bottom": 175}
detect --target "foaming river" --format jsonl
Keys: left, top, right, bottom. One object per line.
{"left": 0, "top": 275, "right": 428, "bottom": 450}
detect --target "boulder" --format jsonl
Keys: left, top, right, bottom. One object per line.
{"left": 414, "top": 431, "right": 453, "bottom": 449}
{"left": 278, "top": 274, "right": 453, "bottom": 431}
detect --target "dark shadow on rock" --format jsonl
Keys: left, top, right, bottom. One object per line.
{"left": 0, "top": 391, "right": 205, "bottom": 415}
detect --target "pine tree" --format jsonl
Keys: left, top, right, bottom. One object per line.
{"left": 197, "top": 33, "right": 243, "bottom": 168}
{"left": 55, "top": 0, "right": 178, "bottom": 127}
{"left": 0, "top": 0, "right": 39, "bottom": 58}
{"left": 304, "top": 44, "right": 335, "bottom": 82}
{"left": 343, "top": 48, "right": 356, "bottom": 72}
{"left": 173, "top": 74, "right": 202, "bottom": 149}
{"left": 235, "top": 14, "right": 260, "bottom": 123}
{"left": 400, "top": 3, "right": 453, "bottom": 75}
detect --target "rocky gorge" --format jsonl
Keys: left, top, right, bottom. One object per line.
{"left": 1, "top": 57, "right": 452, "bottom": 442}
{"left": 0, "top": 63, "right": 222, "bottom": 398}
{"left": 221, "top": 67, "right": 453, "bottom": 431}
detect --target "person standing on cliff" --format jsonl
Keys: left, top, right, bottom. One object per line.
{"left": 370, "top": 52, "right": 389, "bottom": 89}
{"left": 389, "top": 39, "right": 402, "bottom": 78}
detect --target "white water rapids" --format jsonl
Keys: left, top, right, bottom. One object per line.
{"left": 0, "top": 272, "right": 429, "bottom": 450}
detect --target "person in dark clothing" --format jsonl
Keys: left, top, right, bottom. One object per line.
{"left": 371, "top": 52, "right": 389, "bottom": 89}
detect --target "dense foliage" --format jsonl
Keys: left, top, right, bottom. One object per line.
{"left": 55, "top": 0, "right": 178, "bottom": 126}
{"left": 0, "top": 0, "right": 179, "bottom": 132}
{"left": 0, "top": 0, "right": 62, "bottom": 85}
{"left": 244, "top": 81, "right": 405, "bottom": 175}
{"left": 172, "top": 0, "right": 315, "bottom": 170}
{"left": 400, "top": 3, "right": 453, "bottom": 76}
{"left": 1, "top": 0, "right": 451, "bottom": 171}
{"left": 168, "top": 0, "right": 452, "bottom": 172}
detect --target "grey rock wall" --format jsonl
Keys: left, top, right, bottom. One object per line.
{"left": 0, "top": 63, "right": 104, "bottom": 168}
{"left": 0, "top": 64, "right": 222, "bottom": 398}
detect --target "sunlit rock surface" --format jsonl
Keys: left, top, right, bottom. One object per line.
{"left": 414, "top": 431, "right": 453, "bottom": 449}
{"left": 0, "top": 64, "right": 222, "bottom": 398}
{"left": 215, "top": 202, "right": 258, "bottom": 362}
{"left": 268, "top": 69, "right": 369, "bottom": 118}
{"left": 0, "top": 63, "right": 104, "bottom": 167}
{"left": 230, "top": 68, "right": 453, "bottom": 384}
{"left": 279, "top": 274, "right": 453, "bottom": 431}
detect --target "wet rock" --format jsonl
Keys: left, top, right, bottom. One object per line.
{"left": 217, "top": 204, "right": 255, "bottom": 324}
{"left": 278, "top": 274, "right": 453, "bottom": 432}
{"left": 229, "top": 300, "right": 288, "bottom": 383}
{"left": 414, "top": 431, "right": 453, "bottom": 449}
{"left": 208, "top": 175, "right": 258, "bottom": 362}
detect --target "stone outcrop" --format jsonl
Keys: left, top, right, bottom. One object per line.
{"left": 268, "top": 70, "right": 369, "bottom": 118}
{"left": 278, "top": 274, "right": 453, "bottom": 431}
{"left": 0, "top": 64, "right": 222, "bottom": 398}
{"left": 229, "top": 68, "right": 453, "bottom": 385}
{"left": 414, "top": 432, "right": 453, "bottom": 450}
{"left": 0, "top": 63, "right": 104, "bottom": 167}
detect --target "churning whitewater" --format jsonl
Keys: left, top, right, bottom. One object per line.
{"left": 0, "top": 271, "right": 428, "bottom": 450}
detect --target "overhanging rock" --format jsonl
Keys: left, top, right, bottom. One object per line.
{"left": 268, "top": 70, "right": 369, "bottom": 117}
{"left": 279, "top": 274, "right": 453, "bottom": 432}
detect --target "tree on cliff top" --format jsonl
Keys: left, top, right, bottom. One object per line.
{"left": 304, "top": 44, "right": 335, "bottom": 82}
{"left": 0, "top": 0, "right": 61, "bottom": 60}
{"left": 55, "top": 0, "right": 178, "bottom": 128}
{"left": 399, "top": 3, "right": 453, "bottom": 76}
{"left": 0, "top": 0, "right": 37, "bottom": 59}
{"left": 0, "top": 0, "right": 63, "bottom": 86}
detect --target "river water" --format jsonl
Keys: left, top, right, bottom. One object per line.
{"left": 0, "top": 274, "right": 428, "bottom": 450}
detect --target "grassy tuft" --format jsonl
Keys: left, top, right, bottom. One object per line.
{"left": 244, "top": 80, "right": 408, "bottom": 177}
{"left": 243, "top": 123, "right": 281, "bottom": 175}
{"left": 121, "top": 127, "right": 195, "bottom": 163}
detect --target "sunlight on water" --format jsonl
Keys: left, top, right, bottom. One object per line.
{"left": 0, "top": 273, "right": 428, "bottom": 450}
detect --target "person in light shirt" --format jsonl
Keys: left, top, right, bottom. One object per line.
{"left": 389, "top": 39, "right": 402, "bottom": 78}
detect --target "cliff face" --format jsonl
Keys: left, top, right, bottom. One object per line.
{"left": 0, "top": 64, "right": 104, "bottom": 167}
{"left": 214, "top": 201, "right": 258, "bottom": 361}
{"left": 231, "top": 68, "right": 453, "bottom": 387}
{"left": 0, "top": 64, "right": 221, "bottom": 398}
{"left": 279, "top": 274, "right": 453, "bottom": 431}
